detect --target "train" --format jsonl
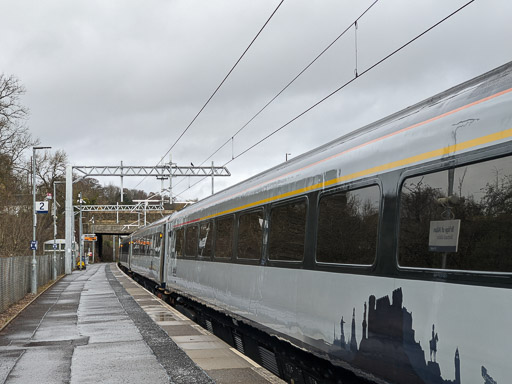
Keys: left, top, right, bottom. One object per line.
{"left": 43, "top": 239, "right": 78, "bottom": 263}
{"left": 119, "top": 61, "right": 512, "bottom": 384}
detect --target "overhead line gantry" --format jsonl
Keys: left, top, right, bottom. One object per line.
{"left": 63, "top": 162, "right": 231, "bottom": 275}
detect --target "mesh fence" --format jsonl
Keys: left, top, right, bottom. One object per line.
{"left": 0, "top": 254, "right": 66, "bottom": 313}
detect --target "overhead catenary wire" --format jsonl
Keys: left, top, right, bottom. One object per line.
{"left": 196, "top": 0, "right": 380, "bottom": 168}
{"left": 134, "top": 0, "right": 285, "bottom": 190}
{"left": 354, "top": 20, "right": 359, "bottom": 78}
{"left": 172, "top": 0, "right": 380, "bottom": 192}
{"left": 175, "top": 0, "right": 476, "bottom": 198}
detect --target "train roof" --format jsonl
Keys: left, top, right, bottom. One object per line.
{"left": 43, "top": 239, "right": 66, "bottom": 244}
{"left": 169, "top": 61, "right": 512, "bottom": 225}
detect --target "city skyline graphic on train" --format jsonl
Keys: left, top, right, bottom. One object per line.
{"left": 330, "top": 288, "right": 499, "bottom": 384}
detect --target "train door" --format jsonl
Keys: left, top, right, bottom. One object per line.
{"left": 128, "top": 235, "right": 132, "bottom": 269}
{"left": 159, "top": 229, "right": 166, "bottom": 285}
{"left": 168, "top": 228, "right": 177, "bottom": 278}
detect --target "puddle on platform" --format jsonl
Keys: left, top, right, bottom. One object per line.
{"left": 150, "top": 313, "right": 176, "bottom": 321}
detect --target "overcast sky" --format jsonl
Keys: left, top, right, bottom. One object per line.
{"left": 1, "top": 0, "right": 510, "bottom": 201}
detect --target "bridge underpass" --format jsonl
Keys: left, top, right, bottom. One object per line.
{"left": 80, "top": 205, "right": 175, "bottom": 262}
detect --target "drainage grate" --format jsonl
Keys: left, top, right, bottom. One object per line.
{"left": 205, "top": 319, "right": 213, "bottom": 334}
{"left": 233, "top": 333, "right": 244, "bottom": 354}
{"left": 258, "top": 346, "right": 280, "bottom": 377}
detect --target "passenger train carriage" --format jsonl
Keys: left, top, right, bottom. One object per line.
{"left": 120, "top": 62, "right": 512, "bottom": 384}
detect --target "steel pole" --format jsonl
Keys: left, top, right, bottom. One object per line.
{"left": 31, "top": 146, "right": 51, "bottom": 293}
{"left": 91, "top": 217, "right": 94, "bottom": 264}
{"left": 169, "top": 155, "right": 173, "bottom": 204}
{"left": 113, "top": 235, "right": 116, "bottom": 262}
{"left": 65, "top": 165, "right": 73, "bottom": 274}
{"left": 79, "top": 192, "right": 83, "bottom": 271}
{"left": 120, "top": 160, "right": 124, "bottom": 203}
{"left": 211, "top": 161, "right": 214, "bottom": 195}
{"left": 52, "top": 181, "right": 57, "bottom": 280}
{"left": 31, "top": 150, "right": 37, "bottom": 294}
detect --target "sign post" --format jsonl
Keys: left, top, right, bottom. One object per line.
{"left": 32, "top": 145, "right": 51, "bottom": 294}
{"left": 83, "top": 234, "right": 97, "bottom": 264}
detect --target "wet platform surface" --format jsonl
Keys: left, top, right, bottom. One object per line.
{"left": 0, "top": 264, "right": 283, "bottom": 384}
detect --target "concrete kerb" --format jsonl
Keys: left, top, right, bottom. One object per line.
{"left": 113, "top": 263, "right": 179, "bottom": 315}
{"left": 107, "top": 264, "right": 215, "bottom": 384}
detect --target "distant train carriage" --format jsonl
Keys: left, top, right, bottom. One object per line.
{"left": 127, "top": 217, "right": 167, "bottom": 286}
{"left": 44, "top": 239, "right": 79, "bottom": 269}
{"left": 123, "top": 62, "right": 512, "bottom": 383}
{"left": 43, "top": 239, "right": 67, "bottom": 256}
{"left": 43, "top": 239, "right": 78, "bottom": 259}
{"left": 119, "top": 236, "right": 131, "bottom": 270}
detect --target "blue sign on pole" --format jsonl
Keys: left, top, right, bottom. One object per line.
{"left": 53, "top": 243, "right": 58, "bottom": 250}
{"left": 30, "top": 241, "right": 38, "bottom": 250}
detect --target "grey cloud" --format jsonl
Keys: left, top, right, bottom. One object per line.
{"left": 0, "top": 0, "right": 509, "bottom": 201}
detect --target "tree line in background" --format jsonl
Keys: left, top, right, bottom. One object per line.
{"left": 0, "top": 73, "right": 155, "bottom": 257}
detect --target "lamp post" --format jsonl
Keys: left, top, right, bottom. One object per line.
{"left": 89, "top": 216, "right": 95, "bottom": 264}
{"left": 78, "top": 192, "right": 83, "bottom": 270}
{"left": 32, "top": 146, "right": 51, "bottom": 294}
{"left": 52, "top": 180, "right": 65, "bottom": 280}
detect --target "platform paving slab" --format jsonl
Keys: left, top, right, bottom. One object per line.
{"left": 1, "top": 263, "right": 284, "bottom": 384}
{"left": 0, "top": 264, "right": 213, "bottom": 384}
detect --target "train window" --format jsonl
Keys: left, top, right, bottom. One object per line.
{"left": 268, "top": 199, "right": 307, "bottom": 261}
{"left": 175, "top": 228, "right": 184, "bottom": 259}
{"left": 150, "top": 233, "right": 160, "bottom": 256}
{"left": 155, "top": 233, "right": 162, "bottom": 255}
{"left": 145, "top": 236, "right": 151, "bottom": 255}
{"left": 199, "top": 221, "right": 212, "bottom": 258}
{"left": 185, "top": 225, "right": 198, "bottom": 258}
{"left": 237, "top": 210, "right": 263, "bottom": 260}
{"left": 399, "top": 155, "right": 512, "bottom": 272}
{"left": 215, "top": 216, "right": 234, "bottom": 259}
{"left": 141, "top": 239, "right": 146, "bottom": 254}
{"left": 140, "top": 237, "right": 146, "bottom": 254}
{"left": 316, "top": 185, "right": 380, "bottom": 265}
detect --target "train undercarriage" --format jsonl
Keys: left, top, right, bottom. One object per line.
{"left": 119, "top": 265, "right": 380, "bottom": 384}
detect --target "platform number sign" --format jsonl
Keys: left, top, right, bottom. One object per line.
{"left": 30, "top": 241, "right": 38, "bottom": 250}
{"left": 36, "top": 201, "right": 49, "bottom": 213}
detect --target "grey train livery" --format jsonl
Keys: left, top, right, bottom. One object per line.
{"left": 120, "top": 61, "right": 512, "bottom": 384}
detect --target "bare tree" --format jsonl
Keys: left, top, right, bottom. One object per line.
{"left": 0, "top": 74, "right": 37, "bottom": 168}
{"left": 0, "top": 74, "right": 37, "bottom": 256}
{"left": 36, "top": 149, "right": 68, "bottom": 191}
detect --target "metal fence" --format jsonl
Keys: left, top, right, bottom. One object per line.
{"left": 0, "top": 254, "right": 66, "bottom": 313}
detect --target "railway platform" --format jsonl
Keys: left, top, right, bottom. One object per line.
{"left": 0, "top": 263, "right": 283, "bottom": 384}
